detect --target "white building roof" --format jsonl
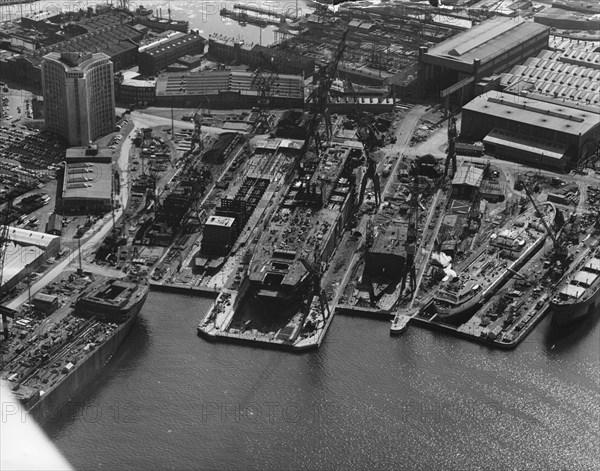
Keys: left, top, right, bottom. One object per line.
{"left": 6, "top": 226, "right": 59, "bottom": 250}
{"left": 452, "top": 164, "right": 484, "bottom": 187}
{"left": 206, "top": 215, "right": 235, "bottom": 228}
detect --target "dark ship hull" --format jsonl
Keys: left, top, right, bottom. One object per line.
{"left": 551, "top": 252, "right": 600, "bottom": 325}
{"left": 551, "top": 288, "right": 600, "bottom": 325}
{"left": 27, "top": 280, "right": 149, "bottom": 422}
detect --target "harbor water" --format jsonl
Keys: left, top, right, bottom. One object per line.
{"left": 44, "top": 291, "right": 600, "bottom": 470}
{"left": 3, "top": 1, "right": 598, "bottom": 468}
{"left": 0, "top": 0, "right": 311, "bottom": 45}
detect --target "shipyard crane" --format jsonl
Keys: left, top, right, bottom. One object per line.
{"left": 188, "top": 98, "right": 210, "bottom": 156}
{"left": 304, "top": 28, "right": 349, "bottom": 153}
{"left": 299, "top": 257, "right": 331, "bottom": 323}
{"left": 362, "top": 217, "right": 380, "bottom": 307}
{"left": 252, "top": 51, "right": 287, "bottom": 136}
{"left": 358, "top": 156, "right": 382, "bottom": 209}
{"left": 345, "top": 80, "right": 382, "bottom": 151}
{"left": 0, "top": 200, "right": 17, "bottom": 340}
{"left": 522, "top": 181, "right": 559, "bottom": 247}
{"left": 522, "top": 180, "right": 569, "bottom": 263}
{"left": 365, "top": 217, "right": 374, "bottom": 250}
{"left": 400, "top": 166, "right": 420, "bottom": 295}
{"left": 345, "top": 79, "right": 382, "bottom": 208}
{"left": 443, "top": 112, "right": 458, "bottom": 179}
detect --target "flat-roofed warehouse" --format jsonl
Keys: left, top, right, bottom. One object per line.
{"left": 418, "top": 16, "right": 549, "bottom": 105}
{"left": 58, "top": 146, "right": 114, "bottom": 215}
{"left": 155, "top": 69, "right": 304, "bottom": 109}
{"left": 1, "top": 227, "right": 60, "bottom": 293}
{"left": 138, "top": 31, "right": 205, "bottom": 76}
{"left": 461, "top": 91, "right": 600, "bottom": 171}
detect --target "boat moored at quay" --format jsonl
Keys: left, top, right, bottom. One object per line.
{"left": 551, "top": 249, "right": 600, "bottom": 325}
{"left": 1, "top": 275, "right": 148, "bottom": 422}
{"left": 433, "top": 203, "right": 557, "bottom": 324}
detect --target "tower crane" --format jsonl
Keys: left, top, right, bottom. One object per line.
{"left": 299, "top": 257, "right": 331, "bottom": 323}
{"left": 0, "top": 200, "right": 17, "bottom": 340}
{"left": 345, "top": 79, "right": 382, "bottom": 208}
{"left": 443, "top": 112, "right": 457, "bottom": 179}
{"left": 522, "top": 180, "right": 568, "bottom": 263}
{"left": 401, "top": 165, "right": 419, "bottom": 295}
{"left": 252, "top": 51, "right": 285, "bottom": 136}
{"left": 188, "top": 98, "right": 210, "bottom": 156}
{"left": 304, "top": 28, "right": 349, "bottom": 154}
{"left": 522, "top": 181, "right": 559, "bottom": 246}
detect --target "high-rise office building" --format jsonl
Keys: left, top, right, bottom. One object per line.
{"left": 42, "top": 52, "right": 116, "bottom": 146}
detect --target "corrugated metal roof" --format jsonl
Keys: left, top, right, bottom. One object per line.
{"left": 424, "top": 16, "right": 549, "bottom": 66}
{"left": 6, "top": 226, "right": 59, "bottom": 249}
{"left": 451, "top": 164, "right": 483, "bottom": 187}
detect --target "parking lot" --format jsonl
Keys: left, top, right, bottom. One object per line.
{"left": 0, "top": 126, "right": 66, "bottom": 204}
{"left": 1, "top": 83, "right": 38, "bottom": 124}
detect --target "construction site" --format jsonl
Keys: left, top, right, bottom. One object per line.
{"left": 132, "top": 2, "right": 600, "bottom": 350}
{"left": 1, "top": 0, "right": 599, "bottom": 358}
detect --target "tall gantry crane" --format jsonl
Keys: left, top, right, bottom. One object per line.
{"left": 252, "top": 52, "right": 282, "bottom": 136}
{"left": 400, "top": 164, "right": 420, "bottom": 295}
{"left": 443, "top": 112, "right": 458, "bottom": 179}
{"left": 188, "top": 98, "right": 210, "bottom": 156}
{"left": 0, "top": 201, "right": 17, "bottom": 340}
{"left": 346, "top": 79, "right": 382, "bottom": 208}
{"left": 299, "top": 257, "right": 331, "bottom": 324}
{"left": 522, "top": 180, "right": 568, "bottom": 264}
{"left": 304, "top": 28, "right": 349, "bottom": 153}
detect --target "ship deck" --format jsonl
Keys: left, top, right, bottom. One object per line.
{"left": 249, "top": 143, "right": 355, "bottom": 290}
{"left": 0, "top": 273, "right": 124, "bottom": 403}
{"left": 150, "top": 138, "right": 301, "bottom": 292}
{"left": 553, "top": 250, "right": 600, "bottom": 305}
{"left": 434, "top": 204, "right": 554, "bottom": 307}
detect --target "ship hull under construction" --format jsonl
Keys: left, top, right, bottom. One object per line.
{"left": 248, "top": 143, "right": 357, "bottom": 308}
{"left": 25, "top": 282, "right": 148, "bottom": 423}
{"left": 28, "top": 310, "right": 140, "bottom": 423}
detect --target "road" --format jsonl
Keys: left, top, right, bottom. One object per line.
{"left": 456, "top": 155, "right": 600, "bottom": 187}
{"left": 129, "top": 111, "right": 246, "bottom": 135}
{"left": 115, "top": 123, "right": 135, "bottom": 209}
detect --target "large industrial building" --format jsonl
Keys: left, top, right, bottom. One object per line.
{"left": 42, "top": 52, "right": 116, "bottom": 146}
{"left": 58, "top": 146, "right": 113, "bottom": 215}
{"left": 418, "top": 16, "right": 550, "bottom": 107}
{"left": 363, "top": 221, "right": 408, "bottom": 280}
{"left": 1, "top": 228, "right": 60, "bottom": 293}
{"left": 0, "top": 16, "right": 142, "bottom": 90}
{"left": 138, "top": 31, "right": 205, "bottom": 76}
{"left": 461, "top": 91, "right": 600, "bottom": 171}
{"left": 155, "top": 69, "right": 304, "bottom": 109}
{"left": 534, "top": 7, "right": 600, "bottom": 30}
{"left": 200, "top": 215, "right": 237, "bottom": 256}
{"left": 501, "top": 49, "right": 600, "bottom": 111}
{"left": 207, "top": 37, "right": 315, "bottom": 77}
{"left": 114, "top": 71, "right": 157, "bottom": 106}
